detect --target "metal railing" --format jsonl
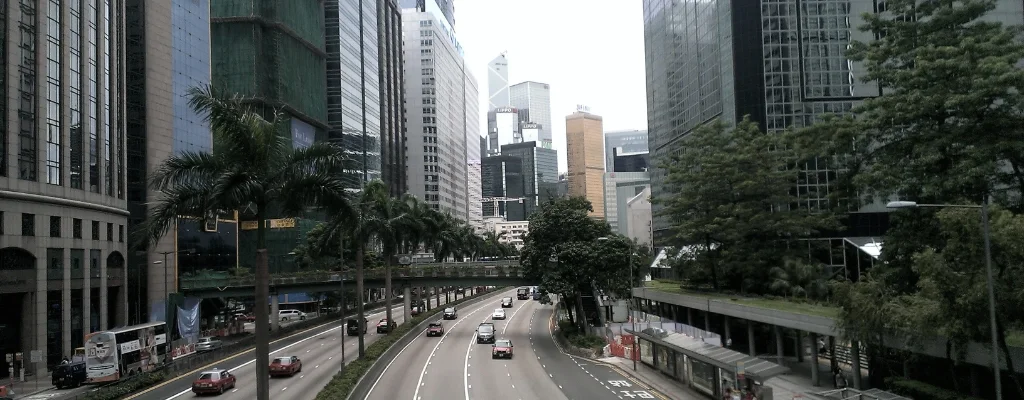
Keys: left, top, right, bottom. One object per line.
{"left": 180, "top": 260, "right": 524, "bottom": 290}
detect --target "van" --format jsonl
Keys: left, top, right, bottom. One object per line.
{"left": 52, "top": 361, "right": 86, "bottom": 389}
{"left": 279, "top": 310, "right": 306, "bottom": 321}
{"left": 346, "top": 318, "right": 368, "bottom": 336}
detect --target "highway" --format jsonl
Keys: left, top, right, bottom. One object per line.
{"left": 120, "top": 289, "right": 483, "bottom": 400}
{"left": 364, "top": 292, "right": 670, "bottom": 400}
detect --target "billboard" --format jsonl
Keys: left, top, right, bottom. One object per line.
{"left": 291, "top": 119, "right": 315, "bottom": 150}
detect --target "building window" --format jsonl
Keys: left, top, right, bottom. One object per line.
{"left": 22, "top": 213, "right": 35, "bottom": 236}
{"left": 69, "top": 0, "right": 83, "bottom": 189}
{"left": 18, "top": 0, "right": 39, "bottom": 181}
{"left": 45, "top": 0, "right": 62, "bottom": 185}
{"left": 0, "top": 212, "right": 4, "bottom": 235}
{"left": 118, "top": 224, "right": 124, "bottom": 242}
{"left": 73, "top": 218, "right": 83, "bottom": 239}
{"left": 87, "top": 0, "right": 100, "bottom": 193}
{"left": 49, "top": 216, "right": 61, "bottom": 237}
{"left": 91, "top": 221, "right": 99, "bottom": 240}
{"left": 106, "top": 222, "right": 113, "bottom": 241}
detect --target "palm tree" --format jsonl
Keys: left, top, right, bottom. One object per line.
{"left": 144, "top": 85, "right": 347, "bottom": 400}
{"left": 319, "top": 180, "right": 410, "bottom": 354}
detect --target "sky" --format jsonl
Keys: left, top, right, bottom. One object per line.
{"left": 455, "top": 0, "right": 648, "bottom": 173}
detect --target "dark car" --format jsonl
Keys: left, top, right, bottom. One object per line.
{"left": 52, "top": 361, "right": 86, "bottom": 389}
{"left": 492, "top": 339, "right": 514, "bottom": 359}
{"left": 442, "top": 307, "right": 457, "bottom": 320}
{"left": 347, "top": 318, "right": 368, "bottom": 336}
{"left": 476, "top": 323, "right": 496, "bottom": 344}
{"left": 500, "top": 297, "right": 513, "bottom": 308}
{"left": 517, "top": 288, "right": 530, "bottom": 300}
{"left": 426, "top": 321, "right": 444, "bottom": 337}
{"left": 376, "top": 318, "right": 397, "bottom": 334}
{"left": 191, "top": 369, "right": 236, "bottom": 395}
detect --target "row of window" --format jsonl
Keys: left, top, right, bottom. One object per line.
{"left": 0, "top": 211, "right": 124, "bottom": 242}
{"left": 422, "top": 136, "right": 437, "bottom": 144}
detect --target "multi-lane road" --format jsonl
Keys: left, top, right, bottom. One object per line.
{"left": 364, "top": 290, "right": 669, "bottom": 400}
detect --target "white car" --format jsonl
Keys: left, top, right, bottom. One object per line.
{"left": 279, "top": 310, "right": 307, "bottom": 321}
{"left": 491, "top": 308, "right": 506, "bottom": 320}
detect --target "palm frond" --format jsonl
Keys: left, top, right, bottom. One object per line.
{"left": 143, "top": 184, "right": 216, "bottom": 245}
{"left": 149, "top": 151, "right": 223, "bottom": 191}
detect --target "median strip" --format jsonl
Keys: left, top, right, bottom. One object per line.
{"left": 315, "top": 287, "right": 510, "bottom": 400}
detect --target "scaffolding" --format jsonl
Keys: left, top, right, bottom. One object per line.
{"left": 211, "top": 0, "right": 328, "bottom": 129}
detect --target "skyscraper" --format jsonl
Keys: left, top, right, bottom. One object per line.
{"left": 400, "top": 0, "right": 455, "bottom": 28}
{"left": 488, "top": 53, "right": 511, "bottom": 110}
{"left": 327, "top": 0, "right": 406, "bottom": 194}
{"left": 403, "top": 6, "right": 478, "bottom": 221}
{"left": 605, "top": 129, "right": 649, "bottom": 172}
{"left": 1, "top": 0, "right": 129, "bottom": 372}
{"left": 509, "top": 81, "right": 553, "bottom": 149}
{"left": 500, "top": 141, "right": 558, "bottom": 220}
{"left": 565, "top": 108, "right": 606, "bottom": 219}
{"left": 485, "top": 107, "right": 521, "bottom": 155}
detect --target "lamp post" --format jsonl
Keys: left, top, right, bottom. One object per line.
{"left": 598, "top": 236, "right": 638, "bottom": 371}
{"left": 337, "top": 236, "right": 346, "bottom": 374}
{"left": 153, "top": 248, "right": 193, "bottom": 365}
{"left": 887, "top": 200, "right": 1001, "bottom": 400}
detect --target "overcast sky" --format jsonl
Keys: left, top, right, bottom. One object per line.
{"left": 455, "top": 0, "right": 648, "bottom": 173}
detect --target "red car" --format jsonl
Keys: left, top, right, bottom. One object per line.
{"left": 191, "top": 369, "right": 236, "bottom": 395}
{"left": 492, "top": 339, "right": 514, "bottom": 359}
{"left": 426, "top": 321, "right": 444, "bottom": 337}
{"left": 269, "top": 356, "right": 302, "bottom": 377}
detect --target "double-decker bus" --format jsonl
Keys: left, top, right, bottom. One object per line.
{"left": 85, "top": 321, "right": 168, "bottom": 383}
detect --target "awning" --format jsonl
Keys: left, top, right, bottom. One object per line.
{"left": 628, "top": 329, "right": 790, "bottom": 380}
{"left": 814, "top": 388, "right": 911, "bottom": 400}
{"left": 843, "top": 237, "right": 883, "bottom": 260}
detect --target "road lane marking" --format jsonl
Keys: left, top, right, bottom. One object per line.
{"left": 152, "top": 305, "right": 404, "bottom": 400}
{"left": 411, "top": 300, "right": 493, "bottom": 400}
{"left": 365, "top": 289, "right": 510, "bottom": 399}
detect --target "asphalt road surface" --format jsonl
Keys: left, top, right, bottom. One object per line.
{"left": 364, "top": 293, "right": 669, "bottom": 400}
{"left": 120, "top": 290, "right": 478, "bottom": 400}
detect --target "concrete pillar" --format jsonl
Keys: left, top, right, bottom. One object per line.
{"left": 62, "top": 249, "right": 71, "bottom": 362}
{"left": 810, "top": 333, "right": 821, "bottom": 386}
{"left": 83, "top": 252, "right": 92, "bottom": 336}
{"left": 446, "top": 289, "right": 450, "bottom": 303}
{"left": 670, "top": 305, "right": 679, "bottom": 322}
{"left": 850, "top": 341, "right": 863, "bottom": 389}
{"left": 403, "top": 287, "right": 412, "bottom": 322}
{"left": 687, "top": 308, "right": 693, "bottom": 326}
{"left": 796, "top": 331, "right": 804, "bottom": 362}
{"left": 723, "top": 316, "right": 731, "bottom": 347}
{"left": 100, "top": 254, "right": 108, "bottom": 330}
{"left": 747, "top": 322, "right": 756, "bottom": 357}
{"left": 435, "top": 287, "right": 440, "bottom": 308}
{"left": 34, "top": 256, "right": 48, "bottom": 374}
{"left": 270, "top": 294, "right": 280, "bottom": 331}
{"left": 773, "top": 325, "right": 784, "bottom": 363}
{"left": 704, "top": 310, "right": 711, "bottom": 332}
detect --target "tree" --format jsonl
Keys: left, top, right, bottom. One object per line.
{"left": 768, "top": 258, "right": 830, "bottom": 300}
{"left": 656, "top": 117, "right": 838, "bottom": 293}
{"left": 799, "top": 0, "right": 1024, "bottom": 211}
{"left": 143, "top": 85, "right": 347, "bottom": 400}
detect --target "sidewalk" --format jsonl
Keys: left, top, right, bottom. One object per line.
{"left": 597, "top": 356, "right": 700, "bottom": 399}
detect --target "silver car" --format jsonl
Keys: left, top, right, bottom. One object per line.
{"left": 195, "top": 337, "right": 222, "bottom": 352}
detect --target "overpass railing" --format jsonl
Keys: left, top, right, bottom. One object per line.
{"left": 180, "top": 260, "right": 524, "bottom": 291}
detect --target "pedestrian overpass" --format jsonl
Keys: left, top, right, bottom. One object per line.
{"left": 179, "top": 260, "right": 535, "bottom": 298}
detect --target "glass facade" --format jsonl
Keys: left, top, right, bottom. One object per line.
{"left": 171, "top": 0, "right": 212, "bottom": 155}
{"left": 604, "top": 130, "right": 648, "bottom": 173}
{"left": 87, "top": 0, "right": 100, "bottom": 192}
{"left": 103, "top": 0, "right": 112, "bottom": 195}
{"left": 0, "top": 1, "right": 6, "bottom": 177}
{"left": 18, "top": 0, "right": 38, "bottom": 181}
{"left": 70, "top": 0, "right": 84, "bottom": 189}
{"left": 45, "top": 0, "right": 62, "bottom": 185}
{"left": 508, "top": 82, "right": 553, "bottom": 149}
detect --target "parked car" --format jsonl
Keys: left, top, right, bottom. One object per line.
{"left": 191, "top": 369, "right": 236, "bottom": 395}
{"left": 279, "top": 310, "right": 307, "bottom": 321}
{"left": 51, "top": 361, "right": 86, "bottom": 389}
{"left": 195, "top": 337, "right": 222, "bottom": 353}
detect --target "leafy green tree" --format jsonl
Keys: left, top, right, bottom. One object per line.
{"left": 143, "top": 85, "right": 347, "bottom": 400}
{"left": 768, "top": 258, "right": 830, "bottom": 300}
{"left": 656, "top": 117, "right": 838, "bottom": 293}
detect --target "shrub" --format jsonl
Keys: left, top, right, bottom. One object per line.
{"left": 315, "top": 287, "right": 506, "bottom": 400}
{"left": 81, "top": 372, "right": 166, "bottom": 400}
{"left": 885, "top": 377, "right": 985, "bottom": 400}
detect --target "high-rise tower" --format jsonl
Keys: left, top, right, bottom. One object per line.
{"left": 565, "top": 107, "right": 605, "bottom": 219}
{"left": 488, "top": 53, "right": 510, "bottom": 110}
{"left": 509, "top": 81, "right": 552, "bottom": 149}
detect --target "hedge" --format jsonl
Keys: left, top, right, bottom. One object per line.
{"left": 885, "top": 377, "right": 986, "bottom": 400}
{"left": 81, "top": 372, "right": 167, "bottom": 400}
{"left": 314, "top": 287, "right": 506, "bottom": 400}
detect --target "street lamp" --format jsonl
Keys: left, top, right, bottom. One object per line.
{"left": 598, "top": 236, "right": 638, "bottom": 371}
{"left": 153, "top": 248, "right": 194, "bottom": 365}
{"left": 887, "top": 200, "right": 1001, "bottom": 400}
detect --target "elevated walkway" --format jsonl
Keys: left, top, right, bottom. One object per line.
{"left": 180, "top": 260, "right": 533, "bottom": 298}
